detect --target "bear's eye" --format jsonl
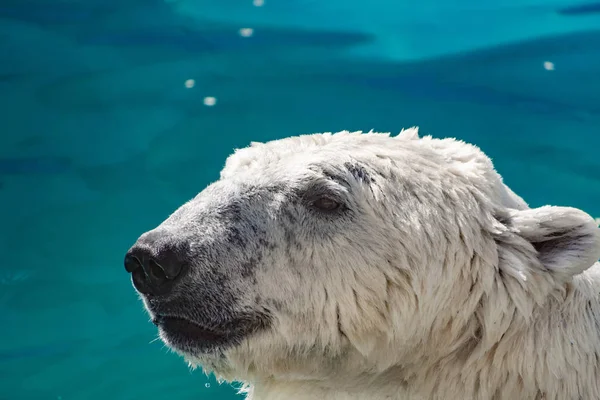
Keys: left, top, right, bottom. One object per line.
{"left": 312, "top": 197, "right": 341, "bottom": 212}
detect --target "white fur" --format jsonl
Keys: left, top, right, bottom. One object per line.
{"left": 181, "top": 129, "right": 600, "bottom": 400}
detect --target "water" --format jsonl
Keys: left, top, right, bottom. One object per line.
{"left": 0, "top": 0, "right": 599, "bottom": 399}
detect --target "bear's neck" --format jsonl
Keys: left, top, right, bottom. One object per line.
{"left": 246, "top": 264, "right": 600, "bottom": 400}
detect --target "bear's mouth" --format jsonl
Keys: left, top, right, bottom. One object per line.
{"left": 150, "top": 310, "right": 272, "bottom": 355}
{"left": 153, "top": 315, "right": 233, "bottom": 350}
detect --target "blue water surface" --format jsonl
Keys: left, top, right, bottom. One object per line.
{"left": 1, "top": 0, "right": 599, "bottom": 399}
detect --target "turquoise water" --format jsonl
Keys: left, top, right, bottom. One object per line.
{"left": 1, "top": 0, "right": 599, "bottom": 398}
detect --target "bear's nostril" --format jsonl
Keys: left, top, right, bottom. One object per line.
{"left": 148, "top": 259, "right": 168, "bottom": 285}
{"left": 124, "top": 254, "right": 142, "bottom": 273}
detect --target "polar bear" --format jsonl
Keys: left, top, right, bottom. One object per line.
{"left": 124, "top": 129, "right": 600, "bottom": 400}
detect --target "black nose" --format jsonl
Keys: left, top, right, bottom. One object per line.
{"left": 124, "top": 238, "right": 188, "bottom": 296}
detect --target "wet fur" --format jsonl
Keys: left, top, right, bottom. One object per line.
{"left": 136, "top": 129, "right": 600, "bottom": 400}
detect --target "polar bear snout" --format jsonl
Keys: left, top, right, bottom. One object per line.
{"left": 124, "top": 231, "right": 190, "bottom": 297}
{"left": 124, "top": 182, "right": 277, "bottom": 355}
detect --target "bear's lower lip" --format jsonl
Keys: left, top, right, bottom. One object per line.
{"left": 153, "top": 316, "right": 230, "bottom": 347}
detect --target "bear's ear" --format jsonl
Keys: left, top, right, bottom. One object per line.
{"left": 506, "top": 206, "right": 600, "bottom": 280}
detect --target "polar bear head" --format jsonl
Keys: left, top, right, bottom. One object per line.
{"left": 124, "top": 130, "right": 600, "bottom": 391}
